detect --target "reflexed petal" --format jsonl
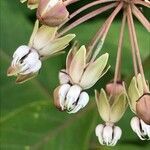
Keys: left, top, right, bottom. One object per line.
{"left": 65, "top": 85, "right": 81, "bottom": 110}
{"left": 68, "top": 91, "right": 89, "bottom": 114}
{"left": 95, "top": 89, "right": 110, "bottom": 122}
{"left": 80, "top": 53, "right": 109, "bottom": 89}
{"left": 69, "top": 46, "right": 86, "bottom": 84}
{"left": 58, "top": 84, "right": 71, "bottom": 110}
{"left": 20, "top": 60, "right": 42, "bottom": 75}
{"left": 16, "top": 72, "right": 38, "bottom": 84}
{"left": 95, "top": 124, "right": 105, "bottom": 145}
{"left": 128, "top": 77, "right": 140, "bottom": 113}
{"left": 78, "top": 92, "right": 89, "bottom": 108}
{"left": 12, "top": 45, "right": 30, "bottom": 62}
{"left": 130, "top": 116, "right": 149, "bottom": 140}
{"left": 103, "top": 125, "right": 113, "bottom": 145}
{"left": 33, "top": 25, "right": 58, "bottom": 50}
{"left": 110, "top": 92, "right": 127, "bottom": 123}
{"left": 38, "top": 34, "right": 76, "bottom": 56}
{"left": 111, "top": 126, "right": 122, "bottom": 146}
{"left": 140, "top": 119, "right": 150, "bottom": 140}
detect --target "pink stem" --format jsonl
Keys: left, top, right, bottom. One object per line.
{"left": 133, "top": 0, "right": 150, "bottom": 8}
{"left": 114, "top": 12, "right": 126, "bottom": 84}
{"left": 87, "top": 2, "right": 123, "bottom": 60}
{"left": 57, "top": 2, "right": 117, "bottom": 37}
{"left": 127, "top": 12, "right": 138, "bottom": 76}
{"left": 60, "top": 0, "right": 116, "bottom": 28}
{"left": 132, "top": 4, "right": 150, "bottom": 32}
{"left": 128, "top": 5, "right": 149, "bottom": 92}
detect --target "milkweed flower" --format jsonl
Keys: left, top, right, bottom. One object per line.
{"left": 53, "top": 45, "right": 109, "bottom": 113}
{"left": 37, "top": 0, "right": 69, "bottom": 26}
{"left": 20, "top": 0, "right": 39, "bottom": 9}
{"left": 128, "top": 74, "right": 150, "bottom": 139}
{"left": 7, "top": 21, "right": 75, "bottom": 83}
{"left": 95, "top": 82, "right": 127, "bottom": 146}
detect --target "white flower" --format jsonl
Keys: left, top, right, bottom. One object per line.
{"left": 7, "top": 20, "right": 75, "bottom": 83}
{"left": 53, "top": 45, "right": 109, "bottom": 113}
{"left": 94, "top": 85, "right": 127, "bottom": 146}
{"left": 53, "top": 84, "right": 89, "bottom": 114}
{"left": 95, "top": 124, "right": 122, "bottom": 146}
{"left": 130, "top": 116, "right": 150, "bottom": 140}
{"left": 7, "top": 45, "right": 41, "bottom": 83}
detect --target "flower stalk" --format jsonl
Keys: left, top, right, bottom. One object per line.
{"left": 57, "top": 2, "right": 117, "bottom": 37}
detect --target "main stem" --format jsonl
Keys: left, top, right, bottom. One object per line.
{"left": 60, "top": 0, "right": 116, "bottom": 28}
{"left": 114, "top": 12, "right": 126, "bottom": 85}
{"left": 127, "top": 10, "right": 138, "bottom": 76}
{"left": 128, "top": 6, "right": 149, "bottom": 93}
{"left": 57, "top": 3, "right": 117, "bottom": 37}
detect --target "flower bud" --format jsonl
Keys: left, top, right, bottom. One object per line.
{"left": 95, "top": 124, "right": 122, "bottom": 146}
{"left": 37, "top": 0, "right": 69, "bottom": 27}
{"left": 136, "top": 93, "right": 150, "bottom": 125}
{"left": 53, "top": 84, "right": 89, "bottom": 113}
{"left": 130, "top": 116, "right": 150, "bottom": 140}
{"left": 106, "top": 81, "right": 124, "bottom": 95}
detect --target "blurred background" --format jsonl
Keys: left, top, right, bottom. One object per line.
{"left": 0, "top": 0, "right": 150, "bottom": 149}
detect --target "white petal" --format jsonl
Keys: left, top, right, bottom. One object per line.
{"left": 95, "top": 124, "right": 105, "bottom": 145}
{"left": 111, "top": 126, "right": 122, "bottom": 146}
{"left": 103, "top": 125, "right": 113, "bottom": 145}
{"left": 59, "top": 69, "right": 70, "bottom": 84}
{"left": 12, "top": 45, "right": 30, "bottom": 66}
{"left": 13, "top": 45, "right": 30, "bottom": 59}
{"left": 23, "top": 49, "right": 39, "bottom": 66}
{"left": 68, "top": 92, "right": 89, "bottom": 114}
{"left": 68, "top": 104, "right": 82, "bottom": 114}
{"left": 21, "top": 60, "right": 42, "bottom": 75}
{"left": 65, "top": 85, "right": 82, "bottom": 110}
{"left": 58, "top": 84, "right": 71, "bottom": 110}
{"left": 77, "top": 92, "right": 89, "bottom": 108}
{"left": 130, "top": 117, "right": 145, "bottom": 140}
{"left": 140, "top": 119, "right": 150, "bottom": 140}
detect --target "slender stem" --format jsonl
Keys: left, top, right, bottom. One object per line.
{"left": 60, "top": 0, "right": 116, "bottom": 28}
{"left": 57, "top": 3, "right": 117, "bottom": 37}
{"left": 127, "top": 12, "right": 138, "bottom": 76}
{"left": 64, "top": 0, "right": 80, "bottom": 6}
{"left": 133, "top": 0, "right": 150, "bottom": 8}
{"left": 128, "top": 6, "right": 149, "bottom": 92}
{"left": 114, "top": 12, "right": 126, "bottom": 85}
{"left": 87, "top": 2, "right": 123, "bottom": 61}
{"left": 132, "top": 4, "right": 150, "bottom": 32}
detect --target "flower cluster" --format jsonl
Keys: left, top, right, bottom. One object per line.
{"left": 7, "top": 0, "right": 150, "bottom": 147}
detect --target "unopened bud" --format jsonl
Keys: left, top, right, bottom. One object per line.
{"left": 136, "top": 93, "right": 150, "bottom": 125}
{"left": 106, "top": 81, "right": 124, "bottom": 95}
{"left": 37, "top": 0, "right": 69, "bottom": 27}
